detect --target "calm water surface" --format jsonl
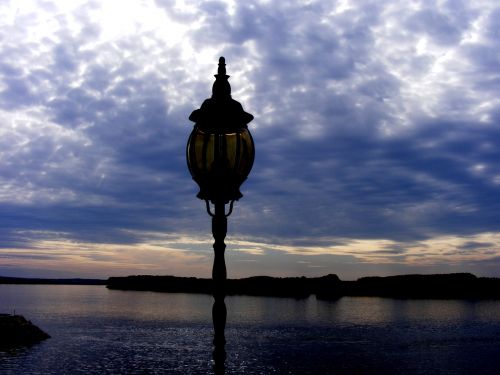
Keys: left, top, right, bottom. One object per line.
{"left": 1, "top": 285, "right": 500, "bottom": 374}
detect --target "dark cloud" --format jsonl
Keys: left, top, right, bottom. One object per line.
{"left": 1, "top": 0, "right": 499, "bottom": 277}
{"left": 405, "top": 8, "right": 466, "bottom": 45}
{"left": 0, "top": 253, "right": 59, "bottom": 260}
{"left": 458, "top": 241, "right": 495, "bottom": 251}
{"left": 0, "top": 77, "right": 37, "bottom": 108}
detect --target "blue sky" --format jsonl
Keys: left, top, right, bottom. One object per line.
{"left": 1, "top": 0, "right": 500, "bottom": 279}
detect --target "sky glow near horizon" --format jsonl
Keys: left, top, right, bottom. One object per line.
{"left": 1, "top": 0, "right": 500, "bottom": 279}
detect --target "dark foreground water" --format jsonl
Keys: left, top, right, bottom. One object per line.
{"left": 1, "top": 285, "right": 500, "bottom": 374}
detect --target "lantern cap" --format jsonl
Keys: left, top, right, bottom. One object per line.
{"left": 189, "top": 57, "right": 253, "bottom": 133}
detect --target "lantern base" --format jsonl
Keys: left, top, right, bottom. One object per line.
{"left": 192, "top": 175, "right": 246, "bottom": 203}
{"left": 195, "top": 188, "right": 243, "bottom": 203}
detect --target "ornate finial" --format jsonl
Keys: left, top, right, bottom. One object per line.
{"left": 212, "top": 56, "right": 230, "bottom": 98}
{"left": 217, "top": 57, "right": 226, "bottom": 76}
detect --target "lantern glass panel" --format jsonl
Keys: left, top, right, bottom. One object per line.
{"left": 187, "top": 127, "right": 254, "bottom": 202}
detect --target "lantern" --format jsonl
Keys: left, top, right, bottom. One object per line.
{"left": 187, "top": 57, "right": 255, "bottom": 204}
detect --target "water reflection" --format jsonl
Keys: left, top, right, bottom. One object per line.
{"left": 314, "top": 297, "right": 500, "bottom": 325}
{"left": 2, "top": 286, "right": 500, "bottom": 374}
{"left": 212, "top": 297, "right": 226, "bottom": 374}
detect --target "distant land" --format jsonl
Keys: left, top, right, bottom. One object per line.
{"left": 106, "top": 273, "right": 500, "bottom": 300}
{"left": 2, "top": 273, "right": 500, "bottom": 300}
{"left": 0, "top": 276, "right": 106, "bottom": 285}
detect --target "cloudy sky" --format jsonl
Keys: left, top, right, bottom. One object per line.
{"left": 1, "top": 0, "right": 500, "bottom": 280}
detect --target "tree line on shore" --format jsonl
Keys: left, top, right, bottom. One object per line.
{"left": 106, "top": 273, "right": 500, "bottom": 300}
{"left": 2, "top": 273, "right": 500, "bottom": 299}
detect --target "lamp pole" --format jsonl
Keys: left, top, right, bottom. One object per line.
{"left": 187, "top": 57, "right": 255, "bottom": 374}
{"left": 211, "top": 201, "right": 227, "bottom": 373}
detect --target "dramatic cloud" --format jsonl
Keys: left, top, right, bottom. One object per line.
{"left": 0, "top": 0, "right": 499, "bottom": 278}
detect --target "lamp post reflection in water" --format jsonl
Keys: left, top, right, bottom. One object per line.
{"left": 187, "top": 57, "right": 255, "bottom": 374}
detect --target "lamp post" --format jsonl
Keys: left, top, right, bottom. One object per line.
{"left": 186, "top": 57, "right": 255, "bottom": 374}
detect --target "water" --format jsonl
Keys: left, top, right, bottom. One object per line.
{"left": 1, "top": 285, "right": 500, "bottom": 374}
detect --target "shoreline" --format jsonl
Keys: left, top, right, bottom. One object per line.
{"left": 106, "top": 273, "right": 500, "bottom": 300}
{"left": 0, "top": 276, "right": 106, "bottom": 285}
{"left": 3, "top": 273, "right": 500, "bottom": 300}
